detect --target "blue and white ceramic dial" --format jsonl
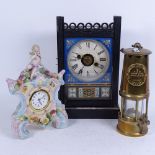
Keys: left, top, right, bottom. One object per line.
{"left": 67, "top": 40, "right": 110, "bottom": 82}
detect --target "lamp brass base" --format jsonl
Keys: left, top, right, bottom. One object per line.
{"left": 117, "top": 117, "right": 148, "bottom": 137}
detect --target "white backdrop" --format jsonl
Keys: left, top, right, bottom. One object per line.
{"left": 0, "top": 0, "right": 155, "bottom": 155}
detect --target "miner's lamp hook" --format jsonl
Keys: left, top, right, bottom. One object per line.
{"left": 132, "top": 42, "right": 143, "bottom": 50}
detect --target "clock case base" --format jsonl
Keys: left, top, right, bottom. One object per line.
{"left": 57, "top": 16, "right": 121, "bottom": 119}
{"left": 66, "top": 107, "right": 119, "bottom": 119}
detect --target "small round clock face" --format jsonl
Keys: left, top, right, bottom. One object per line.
{"left": 30, "top": 90, "right": 50, "bottom": 111}
{"left": 67, "top": 40, "right": 110, "bottom": 82}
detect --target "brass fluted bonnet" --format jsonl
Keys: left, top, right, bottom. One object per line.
{"left": 117, "top": 43, "right": 151, "bottom": 137}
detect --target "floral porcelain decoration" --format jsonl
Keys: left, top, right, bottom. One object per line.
{"left": 6, "top": 45, "right": 68, "bottom": 139}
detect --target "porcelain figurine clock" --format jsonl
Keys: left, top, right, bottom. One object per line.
{"left": 6, "top": 45, "right": 68, "bottom": 139}
{"left": 57, "top": 16, "right": 121, "bottom": 118}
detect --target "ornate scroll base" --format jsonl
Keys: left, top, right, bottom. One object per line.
{"left": 11, "top": 106, "right": 68, "bottom": 139}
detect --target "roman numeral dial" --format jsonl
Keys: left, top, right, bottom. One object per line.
{"left": 67, "top": 40, "right": 110, "bottom": 82}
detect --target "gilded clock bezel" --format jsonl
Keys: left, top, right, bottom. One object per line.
{"left": 29, "top": 89, "right": 51, "bottom": 112}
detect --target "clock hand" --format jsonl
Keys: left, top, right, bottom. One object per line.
{"left": 72, "top": 52, "right": 82, "bottom": 59}
{"left": 40, "top": 95, "right": 45, "bottom": 100}
{"left": 38, "top": 98, "right": 42, "bottom": 105}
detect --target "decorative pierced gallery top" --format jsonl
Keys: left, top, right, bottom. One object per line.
{"left": 64, "top": 22, "right": 114, "bottom": 31}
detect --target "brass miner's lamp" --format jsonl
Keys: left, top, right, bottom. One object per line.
{"left": 117, "top": 43, "right": 151, "bottom": 137}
